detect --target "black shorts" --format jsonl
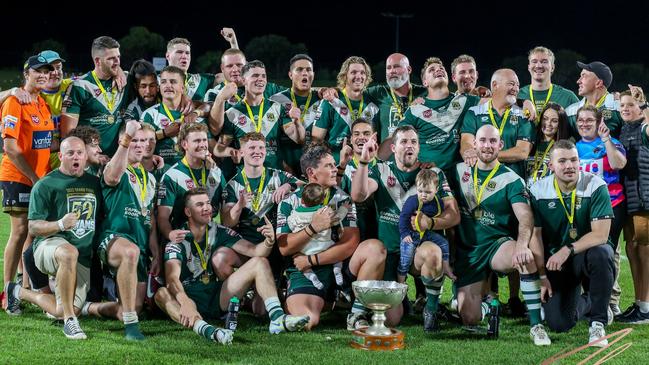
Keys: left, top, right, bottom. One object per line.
{"left": 1, "top": 181, "right": 31, "bottom": 212}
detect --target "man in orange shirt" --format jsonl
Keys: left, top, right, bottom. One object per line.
{"left": 1, "top": 55, "right": 54, "bottom": 315}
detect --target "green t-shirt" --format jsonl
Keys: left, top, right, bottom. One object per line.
{"left": 565, "top": 94, "right": 624, "bottom": 139}
{"left": 222, "top": 100, "right": 285, "bottom": 170}
{"left": 185, "top": 73, "right": 215, "bottom": 102}
{"left": 29, "top": 170, "right": 102, "bottom": 267}
{"left": 158, "top": 160, "right": 226, "bottom": 229}
{"left": 400, "top": 93, "right": 480, "bottom": 169}
{"left": 64, "top": 72, "right": 133, "bottom": 157}
{"left": 314, "top": 91, "right": 380, "bottom": 162}
{"left": 366, "top": 84, "right": 427, "bottom": 142}
{"left": 530, "top": 172, "right": 614, "bottom": 255}
{"left": 100, "top": 165, "right": 156, "bottom": 251}
{"left": 370, "top": 162, "right": 453, "bottom": 253}
{"left": 340, "top": 158, "right": 379, "bottom": 241}
{"left": 224, "top": 167, "right": 300, "bottom": 242}
{"left": 270, "top": 89, "right": 323, "bottom": 174}
{"left": 461, "top": 103, "right": 534, "bottom": 177}
{"left": 204, "top": 82, "right": 286, "bottom": 107}
{"left": 163, "top": 222, "right": 241, "bottom": 285}
{"left": 518, "top": 84, "right": 579, "bottom": 111}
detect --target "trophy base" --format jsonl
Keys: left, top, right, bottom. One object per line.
{"left": 350, "top": 328, "right": 405, "bottom": 351}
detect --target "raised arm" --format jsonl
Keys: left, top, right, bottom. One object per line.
{"left": 103, "top": 121, "right": 140, "bottom": 186}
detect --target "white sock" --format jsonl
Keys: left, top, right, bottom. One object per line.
{"left": 81, "top": 302, "right": 92, "bottom": 316}
{"left": 12, "top": 284, "right": 21, "bottom": 300}
{"left": 122, "top": 311, "right": 139, "bottom": 325}
{"left": 304, "top": 270, "right": 324, "bottom": 290}
{"left": 638, "top": 301, "right": 649, "bottom": 313}
{"left": 333, "top": 263, "right": 343, "bottom": 286}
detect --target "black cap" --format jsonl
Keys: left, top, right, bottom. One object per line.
{"left": 23, "top": 55, "right": 55, "bottom": 72}
{"left": 577, "top": 61, "right": 612, "bottom": 88}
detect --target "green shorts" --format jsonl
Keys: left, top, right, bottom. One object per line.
{"left": 98, "top": 232, "right": 149, "bottom": 283}
{"left": 454, "top": 236, "right": 512, "bottom": 288}
{"left": 185, "top": 280, "right": 223, "bottom": 320}
{"left": 286, "top": 264, "right": 337, "bottom": 301}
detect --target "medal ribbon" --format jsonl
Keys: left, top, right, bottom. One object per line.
{"left": 389, "top": 87, "right": 413, "bottom": 119}
{"left": 553, "top": 177, "right": 576, "bottom": 226}
{"left": 241, "top": 168, "right": 266, "bottom": 212}
{"left": 473, "top": 162, "right": 501, "bottom": 207}
{"left": 181, "top": 157, "right": 206, "bottom": 187}
{"left": 162, "top": 102, "right": 184, "bottom": 123}
{"left": 91, "top": 71, "right": 116, "bottom": 112}
{"left": 585, "top": 92, "right": 608, "bottom": 108}
{"left": 342, "top": 88, "right": 363, "bottom": 120}
{"left": 290, "top": 88, "right": 312, "bottom": 122}
{"left": 531, "top": 140, "right": 554, "bottom": 183}
{"left": 243, "top": 97, "right": 265, "bottom": 132}
{"left": 193, "top": 229, "right": 209, "bottom": 272}
{"left": 487, "top": 100, "right": 511, "bottom": 135}
{"left": 414, "top": 195, "right": 441, "bottom": 239}
{"left": 127, "top": 164, "right": 148, "bottom": 211}
{"left": 529, "top": 83, "right": 553, "bottom": 118}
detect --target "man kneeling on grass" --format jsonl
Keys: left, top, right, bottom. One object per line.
{"left": 155, "top": 188, "right": 309, "bottom": 344}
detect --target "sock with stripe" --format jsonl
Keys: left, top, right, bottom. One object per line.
{"left": 421, "top": 275, "right": 444, "bottom": 313}
{"left": 520, "top": 273, "right": 542, "bottom": 326}
{"left": 193, "top": 319, "right": 216, "bottom": 340}
{"left": 351, "top": 298, "right": 367, "bottom": 315}
{"left": 265, "top": 297, "right": 285, "bottom": 321}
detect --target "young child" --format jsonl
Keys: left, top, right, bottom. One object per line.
{"left": 398, "top": 169, "right": 453, "bottom": 283}
{"left": 287, "top": 183, "right": 348, "bottom": 290}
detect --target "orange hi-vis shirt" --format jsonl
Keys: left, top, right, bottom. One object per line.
{"left": 1, "top": 95, "right": 53, "bottom": 186}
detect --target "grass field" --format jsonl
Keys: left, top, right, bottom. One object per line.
{"left": 0, "top": 212, "right": 647, "bottom": 365}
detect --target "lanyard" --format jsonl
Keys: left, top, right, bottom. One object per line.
{"left": 531, "top": 140, "right": 554, "bottom": 183}
{"left": 352, "top": 156, "right": 377, "bottom": 168}
{"left": 389, "top": 87, "right": 412, "bottom": 119}
{"left": 193, "top": 229, "right": 209, "bottom": 271}
{"left": 554, "top": 178, "right": 576, "bottom": 225}
{"left": 487, "top": 100, "right": 511, "bottom": 135}
{"left": 127, "top": 164, "right": 148, "bottom": 209}
{"left": 323, "top": 188, "right": 331, "bottom": 206}
{"left": 91, "top": 71, "right": 116, "bottom": 112}
{"left": 241, "top": 168, "right": 266, "bottom": 212}
{"left": 414, "top": 195, "right": 441, "bottom": 238}
{"left": 162, "top": 102, "right": 184, "bottom": 123}
{"left": 585, "top": 92, "right": 608, "bottom": 108}
{"left": 473, "top": 162, "right": 501, "bottom": 206}
{"left": 290, "top": 88, "right": 312, "bottom": 122}
{"left": 529, "top": 84, "right": 553, "bottom": 118}
{"left": 243, "top": 98, "right": 265, "bottom": 133}
{"left": 342, "top": 88, "right": 363, "bottom": 119}
{"left": 181, "top": 157, "right": 206, "bottom": 187}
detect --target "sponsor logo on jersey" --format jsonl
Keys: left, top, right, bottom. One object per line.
{"left": 224, "top": 226, "right": 239, "bottom": 237}
{"left": 238, "top": 115, "right": 247, "bottom": 125}
{"left": 94, "top": 88, "right": 102, "bottom": 97}
{"left": 284, "top": 103, "right": 292, "bottom": 111}
{"left": 423, "top": 109, "right": 433, "bottom": 118}
{"left": 3, "top": 115, "right": 17, "bottom": 129}
{"left": 462, "top": 171, "right": 470, "bottom": 182}
{"left": 208, "top": 176, "right": 217, "bottom": 186}
{"left": 387, "top": 175, "right": 396, "bottom": 187}
{"left": 161, "top": 118, "right": 170, "bottom": 127}
{"left": 510, "top": 115, "right": 518, "bottom": 125}
{"left": 340, "top": 107, "right": 349, "bottom": 116}
{"left": 452, "top": 101, "right": 461, "bottom": 110}
{"left": 547, "top": 201, "right": 556, "bottom": 209}
{"left": 186, "top": 179, "right": 196, "bottom": 189}
{"left": 602, "top": 109, "right": 612, "bottom": 120}
{"left": 68, "top": 194, "right": 97, "bottom": 239}
{"left": 129, "top": 173, "right": 136, "bottom": 183}
{"left": 267, "top": 113, "right": 276, "bottom": 122}
{"left": 31, "top": 115, "right": 40, "bottom": 124}
{"left": 487, "top": 181, "right": 496, "bottom": 190}
{"left": 31, "top": 130, "right": 52, "bottom": 149}
{"left": 481, "top": 116, "right": 489, "bottom": 122}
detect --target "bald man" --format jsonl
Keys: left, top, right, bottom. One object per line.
{"left": 460, "top": 69, "right": 533, "bottom": 177}
{"left": 366, "top": 53, "right": 427, "bottom": 144}
{"left": 8, "top": 136, "right": 103, "bottom": 339}
{"left": 453, "top": 125, "right": 549, "bottom": 345}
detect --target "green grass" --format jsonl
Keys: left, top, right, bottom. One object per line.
{"left": 0, "top": 211, "right": 647, "bottom": 365}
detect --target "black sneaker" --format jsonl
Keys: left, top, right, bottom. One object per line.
{"left": 617, "top": 306, "right": 649, "bottom": 324}
{"left": 507, "top": 297, "right": 526, "bottom": 318}
{"left": 437, "top": 303, "right": 462, "bottom": 324}
{"left": 615, "top": 304, "right": 639, "bottom": 320}
{"left": 3, "top": 282, "right": 21, "bottom": 316}
{"left": 423, "top": 307, "right": 439, "bottom": 333}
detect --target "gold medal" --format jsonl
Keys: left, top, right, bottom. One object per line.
{"left": 201, "top": 273, "right": 210, "bottom": 284}
{"left": 107, "top": 115, "right": 115, "bottom": 124}
{"left": 342, "top": 88, "right": 363, "bottom": 121}
{"left": 251, "top": 216, "right": 260, "bottom": 225}
{"left": 569, "top": 227, "right": 578, "bottom": 240}
{"left": 141, "top": 207, "right": 148, "bottom": 216}
{"left": 474, "top": 208, "right": 483, "bottom": 218}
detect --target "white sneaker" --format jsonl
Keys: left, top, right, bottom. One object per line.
{"left": 530, "top": 324, "right": 551, "bottom": 346}
{"left": 610, "top": 304, "right": 622, "bottom": 317}
{"left": 588, "top": 321, "right": 608, "bottom": 347}
{"left": 607, "top": 305, "right": 614, "bottom": 325}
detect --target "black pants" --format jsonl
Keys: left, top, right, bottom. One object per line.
{"left": 543, "top": 244, "right": 614, "bottom": 332}
{"left": 22, "top": 244, "right": 49, "bottom": 290}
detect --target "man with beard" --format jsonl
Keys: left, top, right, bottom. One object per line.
{"left": 529, "top": 139, "right": 614, "bottom": 347}
{"left": 460, "top": 69, "right": 533, "bottom": 177}
{"left": 351, "top": 125, "right": 460, "bottom": 332}
{"left": 518, "top": 47, "right": 579, "bottom": 117}
{"left": 312, "top": 56, "right": 380, "bottom": 163}
{"left": 454, "top": 125, "right": 549, "bottom": 345}
{"left": 125, "top": 60, "right": 159, "bottom": 122}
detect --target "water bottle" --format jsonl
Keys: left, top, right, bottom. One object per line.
{"left": 224, "top": 296, "right": 240, "bottom": 331}
{"left": 487, "top": 298, "right": 500, "bottom": 338}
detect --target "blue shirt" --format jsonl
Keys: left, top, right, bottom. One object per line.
{"left": 398, "top": 194, "right": 442, "bottom": 238}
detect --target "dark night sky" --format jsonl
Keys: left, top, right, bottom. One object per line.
{"left": 4, "top": 1, "right": 649, "bottom": 85}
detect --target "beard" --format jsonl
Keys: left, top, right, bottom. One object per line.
{"left": 387, "top": 74, "right": 408, "bottom": 89}
{"left": 505, "top": 94, "right": 517, "bottom": 106}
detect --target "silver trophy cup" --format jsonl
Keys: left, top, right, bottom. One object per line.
{"left": 352, "top": 280, "right": 408, "bottom": 336}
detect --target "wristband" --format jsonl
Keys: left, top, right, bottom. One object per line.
{"left": 358, "top": 160, "right": 369, "bottom": 165}
{"left": 264, "top": 239, "right": 274, "bottom": 248}
{"left": 304, "top": 227, "right": 313, "bottom": 238}
{"left": 119, "top": 134, "right": 132, "bottom": 148}
{"left": 539, "top": 275, "right": 547, "bottom": 280}
{"left": 58, "top": 219, "right": 66, "bottom": 231}
{"left": 307, "top": 255, "right": 314, "bottom": 266}
{"left": 601, "top": 137, "right": 610, "bottom": 143}
{"left": 315, "top": 254, "right": 320, "bottom": 266}
{"left": 162, "top": 128, "right": 167, "bottom": 138}
{"left": 308, "top": 224, "right": 317, "bottom": 235}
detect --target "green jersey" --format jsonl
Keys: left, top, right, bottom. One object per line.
{"left": 204, "top": 82, "right": 286, "bottom": 107}
{"left": 124, "top": 98, "right": 151, "bottom": 122}
{"left": 29, "top": 170, "right": 102, "bottom": 267}
{"left": 530, "top": 172, "right": 614, "bottom": 256}
{"left": 158, "top": 160, "right": 225, "bottom": 229}
{"left": 314, "top": 91, "right": 380, "bottom": 162}
{"left": 400, "top": 93, "right": 480, "bottom": 170}
{"left": 100, "top": 165, "right": 156, "bottom": 251}
{"left": 64, "top": 71, "right": 133, "bottom": 157}
{"left": 518, "top": 84, "right": 579, "bottom": 111}
{"left": 366, "top": 84, "right": 427, "bottom": 142}
{"left": 461, "top": 103, "right": 534, "bottom": 176}
{"left": 163, "top": 222, "right": 241, "bottom": 285}
{"left": 270, "top": 89, "right": 323, "bottom": 174}
{"left": 565, "top": 94, "right": 623, "bottom": 138}
{"left": 224, "top": 167, "right": 300, "bottom": 242}
{"left": 222, "top": 100, "right": 286, "bottom": 170}
{"left": 370, "top": 162, "right": 453, "bottom": 253}
{"left": 525, "top": 140, "right": 554, "bottom": 188}
{"left": 340, "top": 158, "right": 379, "bottom": 241}
{"left": 185, "top": 73, "right": 215, "bottom": 102}
{"left": 141, "top": 103, "right": 206, "bottom": 166}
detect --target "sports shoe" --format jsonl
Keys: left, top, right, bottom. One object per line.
{"left": 3, "top": 282, "right": 22, "bottom": 315}
{"left": 437, "top": 303, "right": 462, "bottom": 324}
{"left": 212, "top": 328, "right": 234, "bottom": 345}
{"left": 617, "top": 307, "right": 649, "bottom": 324}
{"left": 609, "top": 304, "right": 622, "bottom": 317}
{"left": 269, "top": 314, "right": 309, "bottom": 334}
{"left": 423, "top": 308, "right": 439, "bottom": 333}
{"left": 461, "top": 325, "right": 482, "bottom": 333}
{"left": 607, "top": 305, "right": 614, "bottom": 325}
{"left": 63, "top": 317, "right": 87, "bottom": 340}
{"left": 346, "top": 312, "right": 369, "bottom": 331}
{"left": 588, "top": 321, "right": 608, "bottom": 348}
{"left": 616, "top": 304, "right": 639, "bottom": 321}
{"left": 125, "top": 323, "right": 145, "bottom": 341}
{"left": 530, "top": 324, "right": 551, "bottom": 346}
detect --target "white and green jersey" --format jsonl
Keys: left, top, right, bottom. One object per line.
{"left": 400, "top": 93, "right": 480, "bottom": 170}
{"left": 164, "top": 222, "right": 241, "bottom": 285}
{"left": 530, "top": 172, "right": 614, "bottom": 255}
{"left": 141, "top": 103, "right": 206, "bottom": 166}
{"left": 158, "top": 161, "right": 226, "bottom": 229}
{"left": 370, "top": 162, "right": 453, "bottom": 253}
{"left": 565, "top": 94, "right": 623, "bottom": 138}
{"left": 222, "top": 100, "right": 286, "bottom": 169}
{"left": 204, "top": 82, "right": 286, "bottom": 107}
{"left": 461, "top": 103, "right": 534, "bottom": 177}
{"left": 64, "top": 71, "right": 133, "bottom": 157}
{"left": 314, "top": 91, "right": 380, "bottom": 162}
{"left": 340, "top": 158, "right": 379, "bottom": 241}
{"left": 224, "top": 167, "right": 300, "bottom": 242}
{"left": 124, "top": 97, "right": 155, "bottom": 122}
{"left": 184, "top": 73, "right": 215, "bottom": 102}
{"left": 366, "top": 83, "right": 427, "bottom": 142}
{"left": 100, "top": 165, "right": 156, "bottom": 251}
{"left": 518, "top": 84, "right": 579, "bottom": 110}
